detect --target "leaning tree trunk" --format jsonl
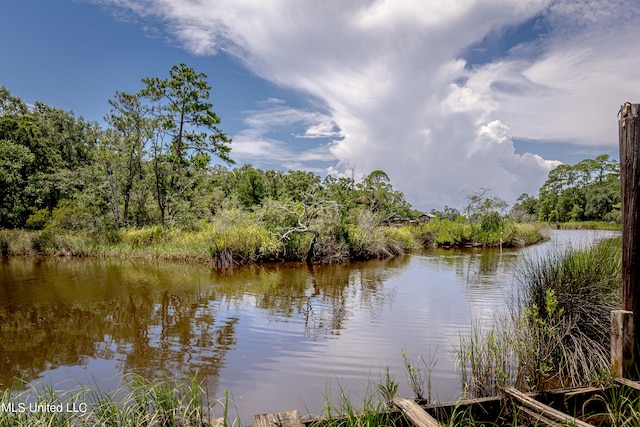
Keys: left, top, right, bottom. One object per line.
{"left": 305, "top": 230, "right": 319, "bottom": 263}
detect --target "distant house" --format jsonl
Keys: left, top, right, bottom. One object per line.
{"left": 418, "top": 213, "right": 436, "bottom": 223}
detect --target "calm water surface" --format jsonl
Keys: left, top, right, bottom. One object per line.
{"left": 0, "top": 230, "right": 618, "bottom": 421}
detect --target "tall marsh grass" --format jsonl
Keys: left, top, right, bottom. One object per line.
{"left": 1, "top": 217, "right": 548, "bottom": 267}
{"left": 514, "top": 238, "right": 621, "bottom": 387}
{"left": 421, "top": 219, "right": 549, "bottom": 248}
{"left": 0, "top": 374, "right": 236, "bottom": 427}
{"left": 557, "top": 221, "right": 621, "bottom": 231}
{"left": 458, "top": 237, "right": 622, "bottom": 396}
{"left": 318, "top": 379, "right": 402, "bottom": 427}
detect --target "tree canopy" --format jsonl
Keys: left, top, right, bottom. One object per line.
{"left": 522, "top": 155, "right": 620, "bottom": 223}
{"left": 0, "top": 66, "right": 621, "bottom": 238}
{"left": 0, "top": 66, "right": 415, "bottom": 235}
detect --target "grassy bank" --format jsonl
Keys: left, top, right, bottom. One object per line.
{"left": 423, "top": 219, "right": 550, "bottom": 248}
{"left": 0, "top": 218, "right": 549, "bottom": 266}
{"left": 4, "top": 360, "right": 639, "bottom": 426}
{"left": 0, "top": 374, "right": 400, "bottom": 427}
{"left": 555, "top": 221, "right": 621, "bottom": 230}
{"left": 0, "top": 374, "right": 224, "bottom": 427}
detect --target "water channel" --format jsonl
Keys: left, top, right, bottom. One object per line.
{"left": 0, "top": 229, "right": 619, "bottom": 421}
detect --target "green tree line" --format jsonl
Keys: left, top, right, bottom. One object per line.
{"left": 0, "top": 64, "right": 415, "bottom": 242}
{"left": 510, "top": 155, "right": 620, "bottom": 223}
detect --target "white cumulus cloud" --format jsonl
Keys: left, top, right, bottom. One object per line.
{"left": 88, "top": 0, "right": 640, "bottom": 210}
{"left": 231, "top": 100, "right": 339, "bottom": 171}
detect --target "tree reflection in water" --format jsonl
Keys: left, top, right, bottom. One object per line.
{"left": 3, "top": 233, "right": 611, "bottom": 419}
{"left": 0, "top": 255, "right": 406, "bottom": 391}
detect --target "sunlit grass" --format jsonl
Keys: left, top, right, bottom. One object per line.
{"left": 557, "top": 221, "right": 621, "bottom": 230}
{"left": 0, "top": 374, "right": 237, "bottom": 427}
{"left": 417, "top": 219, "right": 549, "bottom": 248}
{"left": 317, "top": 379, "right": 401, "bottom": 427}
{"left": 1, "top": 218, "right": 550, "bottom": 267}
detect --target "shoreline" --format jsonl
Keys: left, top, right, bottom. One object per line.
{"left": 0, "top": 221, "right": 552, "bottom": 268}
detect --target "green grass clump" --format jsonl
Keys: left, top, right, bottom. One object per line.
{"left": 0, "top": 229, "right": 95, "bottom": 257}
{"left": 0, "top": 374, "right": 236, "bottom": 427}
{"left": 319, "top": 381, "right": 401, "bottom": 427}
{"left": 599, "top": 377, "right": 640, "bottom": 426}
{"left": 458, "top": 237, "right": 622, "bottom": 396}
{"left": 426, "top": 219, "right": 475, "bottom": 246}
{"left": 419, "top": 219, "right": 549, "bottom": 248}
{"left": 498, "top": 222, "right": 550, "bottom": 247}
{"left": 557, "top": 221, "right": 621, "bottom": 230}
{"left": 383, "top": 227, "right": 418, "bottom": 252}
{"left": 514, "top": 237, "right": 621, "bottom": 388}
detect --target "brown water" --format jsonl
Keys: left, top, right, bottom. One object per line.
{"left": 0, "top": 230, "right": 618, "bottom": 421}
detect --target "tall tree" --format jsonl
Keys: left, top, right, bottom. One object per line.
{"left": 101, "top": 91, "right": 156, "bottom": 228}
{"left": 0, "top": 140, "right": 34, "bottom": 227}
{"left": 356, "top": 170, "right": 412, "bottom": 222}
{"left": 464, "top": 188, "right": 508, "bottom": 223}
{"left": 233, "top": 164, "right": 267, "bottom": 208}
{"left": 0, "top": 86, "right": 28, "bottom": 115}
{"left": 140, "top": 63, "right": 234, "bottom": 224}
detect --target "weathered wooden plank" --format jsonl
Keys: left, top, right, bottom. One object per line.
{"left": 616, "top": 376, "right": 640, "bottom": 391}
{"left": 392, "top": 398, "right": 441, "bottom": 427}
{"left": 503, "top": 386, "right": 593, "bottom": 427}
{"left": 253, "top": 413, "right": 278, "bottom": 427}
{"left": 277, "top": 410, "right": 304, "bottom": 427}
{"left": 428, "top": 395, "right": 503, "bottom": 424}
{"left": 517, "top": 406, "right": 565, "bottom": 427}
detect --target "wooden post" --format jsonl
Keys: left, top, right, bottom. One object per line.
{"left": 612, "top": 310, "right": 634, "bottom": 378}
{"left": 618, "top": 103, "right": 640, "bottom": 378}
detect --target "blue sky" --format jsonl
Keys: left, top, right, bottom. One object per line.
{"left": 2, "top": 0, "right": 637, "bottom": 211}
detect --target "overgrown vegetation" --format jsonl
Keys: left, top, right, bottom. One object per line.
{"left": 5, "top": 344, "right": 640, "bottom": 426}
{"left": 598, "top": 378, "right": 640, "bottom": 426}
{"left": 458, "top": 237, "right": 622, "bottom": 397}
{"left": 424, "top": 217, "right": 549, "bottom": 248}
{"left": 0, "top": 216, "right": 549, "bottom": 267}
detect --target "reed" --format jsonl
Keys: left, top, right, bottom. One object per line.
{"left": 556, "top": 221, "right": 621, "bottom": 231}
{"left": 457, "top": 319, "right": 517, "bottom": 398}
{"left": 318, "top": 380, "right": 400, "bottom": 427}
{"left": 418, "top": 219, "right": 549, "bottom": 248}
{"left": 514, "top": 237, "right": 621, "bottom": 388}
{"left": 597, "top": 377, "right": 640, "bottom": 426}
{"left": 400, "top": 347, "right": 438, "bottom": 403}
{"left": 0, "top": 374, "right": 236, "bottom": 427}
{"left": 458, "top": 237, "right": 622, "bottom": 395}
{"left": 376, "top": 366, "right": 399, "bottom": 404}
